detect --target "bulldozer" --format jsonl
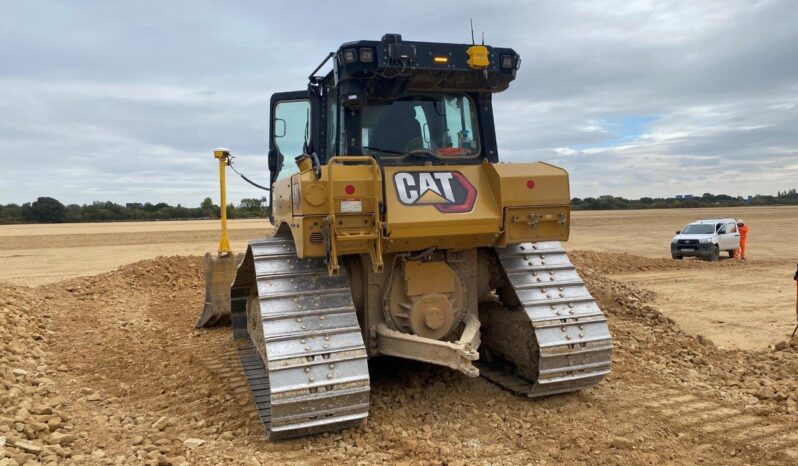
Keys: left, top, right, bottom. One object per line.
{"left": 198, "top": 33, "right": 613, "bottom": 440}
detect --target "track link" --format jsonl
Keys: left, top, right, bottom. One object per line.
{"left": 479, "top": 241, "right": 613, "bottom": 396}
{"left": 230, "top": 237, "right": 370, "bottom": 439}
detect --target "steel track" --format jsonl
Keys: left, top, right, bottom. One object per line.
{"left": 478, "top": 241, "right": 613, "bottom": 396}
{"left": 230, "top": 237, "right": 370, "bottom": 439}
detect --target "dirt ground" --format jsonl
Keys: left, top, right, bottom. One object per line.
{"left": 0, "top": 219, "right": 268, "bottom": 286}
{"left": 567, "top": 206, "right": 798, "bottom": 350}
{"left": 2, "top": 207, "right": 798, "bottom": 465}
{"left": 2, "top": 207, "right": 795, "bottom": 350}
{"left": 566, "top": 205, "right": 797, "bottom": 261}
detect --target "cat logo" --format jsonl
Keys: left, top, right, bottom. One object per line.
{"left": 393, "top": 171, "right": 477, "bottom": 213}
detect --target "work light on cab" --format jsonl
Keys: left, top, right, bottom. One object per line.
{"left": 342, "top": 48, "right": 356, "bottom": 64}
{"left": 359, "top": 48, "right": 373, "bottom": 63}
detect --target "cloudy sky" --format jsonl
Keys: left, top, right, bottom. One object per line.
{"left": 1, "top": 0, "right": 797, "bottom": 206}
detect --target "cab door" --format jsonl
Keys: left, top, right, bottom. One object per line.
{"left": 718, "top": 222, "right": 738, "bottom": 250}
{"left": 267, "top": 91, "right": 310, "bottom": 221}
{"left": 725, "top": 222, "right": 741, "bottom": 249}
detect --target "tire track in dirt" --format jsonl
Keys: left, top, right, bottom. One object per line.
{"left": 610, "top": 384, "right": 798, "bottom": 463}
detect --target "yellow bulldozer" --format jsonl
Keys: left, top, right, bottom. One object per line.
{"left": 198, "top": 33, "right": 613, "bottom": 439}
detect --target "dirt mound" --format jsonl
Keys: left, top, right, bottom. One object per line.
{"left": 1, "top": 251, "right": 796, "bottom": 464}
{"left": 579, "top": 266, "right": 798, "bottom": 416}
{"left": 40, "top": 256, "right": 233, "bottom": 465}
{"left": 57, "top": 255, "right": 204, "bottom": 298}
{"left": 570, "top": 249, "right": 746, "bottom": 275}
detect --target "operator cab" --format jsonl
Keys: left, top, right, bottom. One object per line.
{"left": 266, "top": 34, "right": 521, "bottom": 192}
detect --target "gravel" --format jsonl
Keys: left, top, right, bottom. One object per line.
{"left": 1, "top": 253, "right": 797, "bottom": 464}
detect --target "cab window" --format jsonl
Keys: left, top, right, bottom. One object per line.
{"left": 273, "top": 100, "right": 310, "bottom": 180}
{"left": 361, "top": 93, "right": 480, "bottom": 160}
{"left": 326, "top": 88, "right": 338, "bottom": 158}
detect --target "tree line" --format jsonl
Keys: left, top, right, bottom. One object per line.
{"left": 0, "top": 197, "right": 268, "bottom": 224}
{"left": 1, "top": 189, "right": 796, "bottom": 224}
{"left": 571, "top": 189, "right": 798, "bottom": 210}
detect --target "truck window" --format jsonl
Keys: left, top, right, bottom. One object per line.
{"left": 682, "top": 224, "right": 715, "bottom": 234}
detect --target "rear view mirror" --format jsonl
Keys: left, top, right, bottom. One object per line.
{"left": 675, "top": 230, "right": 681, "bottom": 234}
{"left": 274, "top": 118, "right": 286, "bottom": 138}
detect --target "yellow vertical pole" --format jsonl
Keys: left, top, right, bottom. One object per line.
{"left": 214, "top": 148, "right": 232, "bottom": 255}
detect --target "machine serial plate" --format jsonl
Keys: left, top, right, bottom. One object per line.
{"left": 341, "top": 200, "right": 363, "bottom": 213}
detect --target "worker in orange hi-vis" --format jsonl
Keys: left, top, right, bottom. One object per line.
{"left": 736, "top": 219, "right": 749, "bottom": 260}
{"left": 792, "top": 263, "right": 798, "bottom": 339}
{"left": 794, "top": 263, "right": 798, "bottom": 312}
{"left": 794, "top": 263, "right": 798, "bottom": 310}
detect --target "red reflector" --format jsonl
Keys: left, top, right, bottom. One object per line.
{"left": 345, "top": 184, "right": 356, "bottom": 195}
{"left": 526, "top": 180, "right": 535, "bottom": 189}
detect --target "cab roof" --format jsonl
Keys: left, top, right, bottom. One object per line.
{"left": 327, "top": 33, "right": 520, "bottom": 96}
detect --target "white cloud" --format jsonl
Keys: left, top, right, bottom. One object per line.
{"left": 554, "top": 148, "right": 579, "bottom": 157}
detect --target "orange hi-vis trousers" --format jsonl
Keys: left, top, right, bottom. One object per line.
{"left": 734, "top": 243, "right": 746, "bottom": 259}
{"left": 738, "top": 225, "right": 749, "bottom": 259}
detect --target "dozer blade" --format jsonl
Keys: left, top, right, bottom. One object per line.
{"left": 196, "top": 252, "right": 243, "bottom": 328}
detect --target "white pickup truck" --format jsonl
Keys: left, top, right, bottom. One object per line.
{"left": 670, "top": 218, "right": 740, "bottom": 261}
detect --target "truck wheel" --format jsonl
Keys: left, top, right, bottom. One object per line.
{"left": 672, "top": 254, "right": 683, "bottom": 260}
{"left": 727, "top": 250, "right": 735, "bottom": 258}
{"left": 709, "top": 246, "right": 720, "bottom": 262}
